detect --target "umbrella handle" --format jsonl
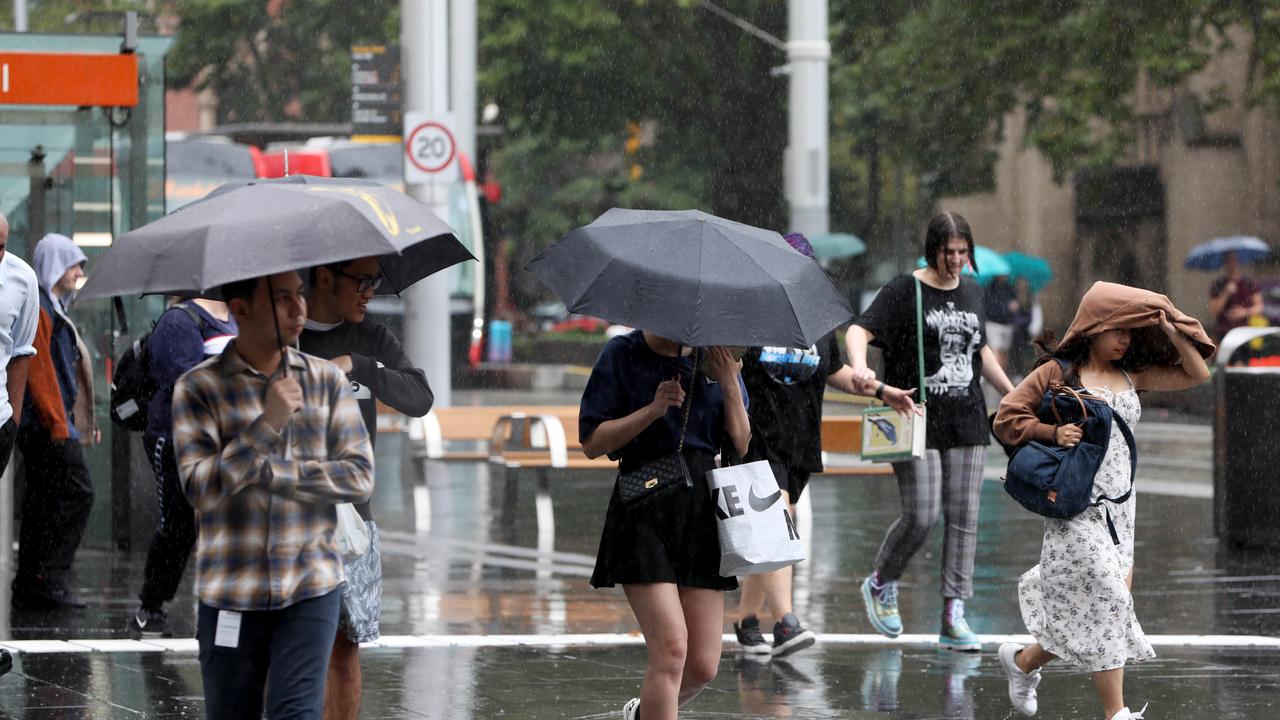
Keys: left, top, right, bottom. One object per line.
{"left": 266, "top": 274, "right": 288, "bottom": 378}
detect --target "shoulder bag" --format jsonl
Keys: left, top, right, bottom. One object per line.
{"left": 616, "top": 356, "right": 699, "bottom": 507}
{"left": 860, "top": 277, "right": 927, "bottom": 462}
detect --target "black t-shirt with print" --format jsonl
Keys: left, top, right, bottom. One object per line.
{"left": 856, "top": 274, "right": 989, "bottom": 450}
{"left": 741, "top": 332, "right": 843, "bottom": 472}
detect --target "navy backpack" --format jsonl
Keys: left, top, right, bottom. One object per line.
{"left": 1002, "top": 367, "right": 1136, "bottom": 544}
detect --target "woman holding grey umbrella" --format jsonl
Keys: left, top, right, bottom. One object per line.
{"left": 845, "top": 211, "right": 1016, "bottom": 652}
{"left": 580, "top": 331, "right": 749, "bottom": 720}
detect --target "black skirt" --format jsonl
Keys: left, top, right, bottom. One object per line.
{"left": 590, "top": 449, "right": 737, "bottom": 591}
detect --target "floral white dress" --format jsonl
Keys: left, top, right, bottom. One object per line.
{"left": 1017, "top": 376, "right": 1157, "bottom": 672}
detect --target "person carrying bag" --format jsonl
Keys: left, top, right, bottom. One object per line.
{"left": 845, "top": 212, "right": 1016, "bottom": 652}
{"left": 579, "top": 330, "right": 750, "bottom": 720}
{"left": 992, "top": 281, "right": 1214, "bottom": 720}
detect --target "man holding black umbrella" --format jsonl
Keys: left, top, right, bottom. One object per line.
{"left": 301, "top": 255, "right": 434, "bottom": 720}
{"left": 173, "top": 269, "right": 373, "bottom": 720}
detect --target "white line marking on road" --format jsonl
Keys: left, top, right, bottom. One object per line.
{"left": 3, "top": 632, "right": 1277, "bottom": 655}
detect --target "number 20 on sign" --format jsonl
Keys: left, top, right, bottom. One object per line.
{"left": 403, "top": 113, "right": 457, "bottom": 183}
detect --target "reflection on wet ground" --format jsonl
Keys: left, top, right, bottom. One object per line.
{"left": 4, "top": 643, "right": 1280, "bottom": 718}
{"left": 0, "top": 400, "right": 1277, "bottom": 717}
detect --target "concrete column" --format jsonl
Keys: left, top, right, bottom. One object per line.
{"left": 787, "top": 0, "right": 830, "bottom": 237}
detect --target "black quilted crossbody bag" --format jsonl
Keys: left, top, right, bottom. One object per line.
{"left": 616, "top": 359, "right": 699, "bottom": 507}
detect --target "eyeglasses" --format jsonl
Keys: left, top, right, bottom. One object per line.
{"left": 333, "top": 268, "right": 383, "bottom": 294}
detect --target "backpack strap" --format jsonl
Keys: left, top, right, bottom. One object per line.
{"left": 173, "top": 302, "right": 206, "bottom": 332}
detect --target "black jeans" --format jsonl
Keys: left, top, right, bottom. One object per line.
{"left": 16, "top": 427, "right": 94, "bottom": 582}
{"left": 197, "top": 589, "right": 341, "bottom": 720}
{"left": 138, "top": 434, "right": 197, "bottom": 610}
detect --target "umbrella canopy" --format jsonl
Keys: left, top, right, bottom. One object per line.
{"left": 1003, "top": 251, "right": 1054, "bottom": 292}
{"left": 1185, "top": 235, "right": 1272, "bottom": 271}
{"left": 915, "top": 245, "right": 1011, "bottom": 285}
{"left": 77, "top": 175, "right": 473, "bottom": 301}
{"left": 527, "top": 208, "right": 855, "bottom": 348}
{"left": 809, "top": 232, "right": 867, "bottom": 262}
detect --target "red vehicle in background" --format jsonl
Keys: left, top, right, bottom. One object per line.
{"left": 259, "top": 148, "right": 331, "bottom": 178}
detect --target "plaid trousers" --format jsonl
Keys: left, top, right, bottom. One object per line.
{"left": 873, "top": 445, "right": 987, "bottom": 599}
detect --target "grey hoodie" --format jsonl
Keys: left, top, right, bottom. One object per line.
{"left": 33, "top": 233, "right": 87, "bottom": 320}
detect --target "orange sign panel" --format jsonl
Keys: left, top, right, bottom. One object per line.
{"left": 0, "top": 51, "right": 138, "bottom": 107}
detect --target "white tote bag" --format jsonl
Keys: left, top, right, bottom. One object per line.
{"left": 706, "top": 460, "right": 805, "bottom": 577}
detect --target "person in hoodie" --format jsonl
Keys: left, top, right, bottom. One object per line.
{"left": 993, "top": 281, "right": 1213, "bottom": 720}
{"left": 15, "top": 233, "right": 97, "bottom": 609}
{"left": 299, "top": 256, "right": 433, "bottom": 720}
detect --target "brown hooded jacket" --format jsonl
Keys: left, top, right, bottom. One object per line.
{"left": 993, "top": 281, "right": 1214, "bottom": 447}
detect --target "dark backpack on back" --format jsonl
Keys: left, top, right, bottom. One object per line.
{"left": 109, "top": 304, "right": 203, "bottom": 432}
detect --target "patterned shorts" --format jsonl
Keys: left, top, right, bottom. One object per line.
{"left": 338, "top": 521, "right": 382, "bottom": 644}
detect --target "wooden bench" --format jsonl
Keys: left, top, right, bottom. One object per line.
{"left": 414, "top": 406, "right": 893, "bottom": 474}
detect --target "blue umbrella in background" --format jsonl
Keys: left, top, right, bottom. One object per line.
{"left": 916, "top": 245, "right": 1011, "bottom": 285}
{"left": 808, "top": 232, "right": 867, "bottom": 262}
{"left": 1003, "top": 251, "right": 1054, "bottom": 292}
{"left": 1185, "top": 235, "right": 1272, "bottom": 271}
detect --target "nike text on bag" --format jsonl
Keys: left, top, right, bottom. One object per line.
{"left": 861, "top": 276, "right": 927, "bottom": 463}
{"left": 706, "top": 460, "right": 805, "bottom": 577}
{"left": 109, "top": 304, "right": 203, "bottom": 432}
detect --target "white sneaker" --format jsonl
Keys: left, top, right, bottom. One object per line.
{"left": 998, "top": 642, "right": 1040, "bottom": 716}
{"left": 622, "top": 697, "right": 640, "bottom": 720}
{"left": 1111, "top": 704, "right": 1148, "bottom": 720}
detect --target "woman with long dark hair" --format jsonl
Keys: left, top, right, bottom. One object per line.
{"left": 993, "top": 282, "right": 1213, "bottom": 720}
{"left": 580, "top": 331, "right": 750, "bottom": 720}
{"left": 845, "top": 211, "right": 1016, "bottom": 651}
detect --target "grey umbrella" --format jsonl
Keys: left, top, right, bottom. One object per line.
{"left": 77, "top": 175, "right": 474, "bottom": 301}
{"left": 527, "top": 208, "right": 855, "bottom": 348}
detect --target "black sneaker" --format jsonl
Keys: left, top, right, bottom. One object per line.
{"left": 11, "top": 576, "right": 86, "bottom": 610}
{"left": 771, "top": 613, "right": 816, "bottom": 657}
{"left": 0, "top": 648, "right": 11, "bottom": 677}
{"left": 734, "top": 616, "right": 772, "bottom": 655}
{"left": 133, "top": 606, "right": 171, "bottom": 638}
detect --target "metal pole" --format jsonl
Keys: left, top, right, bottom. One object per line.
{"left": 401, "top": 0, "right": 454, "bottom": 407}
{"left": 12, "top": 0, "right": 27, "bottom": 32}
{"left": 450, "top": 0, "right": 476, "bottom": 163}
{"left": 786, "top": 0, "right": 830, "bottom": 237}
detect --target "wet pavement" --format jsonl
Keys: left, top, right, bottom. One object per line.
{"left": 0, "top": 391, "right": 1276, "bottom": 717}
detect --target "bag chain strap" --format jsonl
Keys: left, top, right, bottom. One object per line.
{"left": 675, "top": 348, "right": 699, "bottom": 453}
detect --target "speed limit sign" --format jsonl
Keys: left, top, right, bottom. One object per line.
{"left": 403, "top": 112, "right": 457, "bottom": 182}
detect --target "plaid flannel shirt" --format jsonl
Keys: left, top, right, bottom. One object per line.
{"left": 173, "top": 344, "right": 374, "bottom": 611}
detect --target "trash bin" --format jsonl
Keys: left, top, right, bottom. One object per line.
{"left": 1214, "top": 327, "right": 1280, "bottom": 549}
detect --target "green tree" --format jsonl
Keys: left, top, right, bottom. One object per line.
{"left": 165, "top": 0, "right": 398, "bottom": 124}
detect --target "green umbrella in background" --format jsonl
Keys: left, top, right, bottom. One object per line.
{"left": 809, "top": 232, "right": 867, "bottom": 262}
{"left": 1003, "top": 251, "right": 1054, "bottom": 292}
{"left": 916, "top": 245, "right": 1011, "bottom": 285}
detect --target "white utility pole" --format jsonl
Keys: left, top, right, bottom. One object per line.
{"left": 402, "top": 0, "right": 454, "bottom": 406}
{"left": 450, "top": 0, "right": 476, "bottom": 163}
{"left": 13, "top": 0, "right": 27, "bottom": 31}
{"left": 786, "top": 0, "right": 830, "bottom": 237}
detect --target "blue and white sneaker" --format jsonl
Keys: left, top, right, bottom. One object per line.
{"left": 860, "top": 574, "right": 903, "bottom": 638}
{"left": 939, "top": 599, "right": 981, "bottom": 652}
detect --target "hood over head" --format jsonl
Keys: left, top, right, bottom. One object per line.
{"left": 1059, "top": 281, "right": 1215, "bottom": 365}
{"left": 33, "top": 233, "right": 88, "bottom": 314}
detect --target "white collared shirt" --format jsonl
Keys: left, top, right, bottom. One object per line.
{"left": 0, "top": 253, "right": 40, "bottom": 426}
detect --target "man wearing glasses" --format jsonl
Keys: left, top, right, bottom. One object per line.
{"left": 300, "top": 256, "right": 434, "bottom": 720}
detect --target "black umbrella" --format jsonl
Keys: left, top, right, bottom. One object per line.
{"left": 528, "top": 208, "right": 855, "bottom": 348}
{"left": 77, "top": 175, "right": 474, "bottom": 301}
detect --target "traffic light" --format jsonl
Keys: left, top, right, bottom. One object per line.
{"left": 625, "top": 120, "right": 643, "bottom": 180}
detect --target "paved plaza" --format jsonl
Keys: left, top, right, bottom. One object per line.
{"left": 0, "top": 396, "right": 1275, "bottom": 718}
